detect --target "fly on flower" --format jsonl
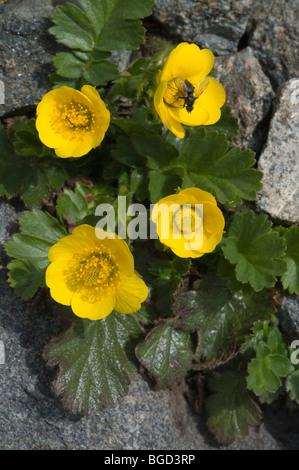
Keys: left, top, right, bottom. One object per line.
{"left": 163, "top": 77, "right": 209, "bottom": 113}
{"left": 154, "top": 42, "right": 226, "bottom": 138}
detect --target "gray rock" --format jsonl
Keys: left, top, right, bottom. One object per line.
{"left": 0, "top": 0, "right": 130, "bottom": 118}
{"left": 152, "top": 0, "right": 255, "bottom": 55}
{"left": 213, "top": 47, "right": 274, "bottom": 151}
{"left": 0, "top": 0, "right": 58, "bottom": 116}
{"left": 257, "top": 79, "right": 299, "bottom": 223}
{"left": 277, "top": 295, "right": 299, "bottom": 341}
{"left": 248, "top": 0, "right": 299, "bottom": 88}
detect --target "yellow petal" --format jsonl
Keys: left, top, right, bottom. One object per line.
{"left": 81, "top": 85, "right": 110, "bottom": 147}
{"left": 201, "top": 230, "right": 223, "bottom": 252}
{"left": 168, "top": 103, "right": 210, "bottom": 126}
{"left": 54, "top": 135, "right": 95, "bottom": 159}
{"left": 45, "top": 261, "right": 74, "bottom": 305}
{"left": 196, "top": 77, "right": 226, "bottom": 111}
{"left": 114, "top": 272, "right": 148, "bottom": 314}
{"left": 154, "top": 81, "right": 185, "bottom": 138}
{"left": 203, "top": 202, "right": 225, "bottom": 234}
{"left": 171, "top": 245, "right": 205, "bottom": 259}
{"left": 179, "top": 187, "right": 217, "bottom": 206}
{"left": 48, "top": 232, "right": 96, "bottom": 262}
{"left": 71, "top": 289, "right": 116, "bottom": 320}
{"left": 160, "top": 43, "right": 214, "bottom": 83}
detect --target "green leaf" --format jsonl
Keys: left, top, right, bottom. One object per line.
{"left": 149, "top": 257, "right": 190, "bottom": 317}
{"left": 222, "top": 211, "right": 286, "bottom": 291}
{"left": 83, "top": 60, "right": 119, "bottom": 87}
{"left": 53, "top": 52, "right": 85, "bottom": 78}
{"left": 56, "top": 181, "right": 116, "bottom": 226}
{"left": 206, "top": 370, "right": 261, "bottom": 444}
{"left": 112, "top": 135, "right": 144, "bottom": 168}
{"left": 7, "top": 259, "right": 48, "bottom": 300}
{"left": 173, "top": 274, "right": 274, "bottom": 363}
{"left": 135, "top": 319, "right": 193, "bottom": 388}
{"left": 44, "top": 312, "right": 144, "bottom": 414}
{"left": 246, "top": 322, "right": 294, "bottom": 397}
{"left": 287, "top": 370, "right": 299, "bottom": 403}
{"left": 11, "top": 118, "right": 53, "bottom": 157}
{"left": 131, "top": 132, "right": 179, "bottom": 169}
{"left": 130, "top": 168, "right": 148, "bottom": 202}
{"left": 5, "top": 210, "right": 67, "bottom": 299}
{"left": 49, "top": 0, "right": 154, "bottom": 86}
{"left": 50, "top": 3, "right": 95, "bottom": 51}
{"left": 241, "top": 319, "right": 281, "bottom": 356}
{"left": 247, "top": 347, "right": 293, "bottom": 396}
{"left": 172, "top": 129, "right": 263, "bottom": 205}
{"left": 0, "top": 126, "right": 66, "bottom": 207}
{"left": 85, "top": 0, "right": 153, "bottom": 50}
{"left": 276, "top": 225, "right": 299, "bottom": 294}
{"left": 56, "top": 182, "right": 90, "bottom": 223}
{"left": 148, "top": 170, "right": 181, "bottom": 204}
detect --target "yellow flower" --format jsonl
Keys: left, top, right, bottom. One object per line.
{"left": 45, "top": 225, "right": 148, "bottom": 320}
{"left": 151, "top": 187, "right": 225, "bottom": 258}
{"left": 36, "top": 85, "right": 110, "bottom": 158}
{"left": 153, "top": 42, "right": 226, "bottom": 138}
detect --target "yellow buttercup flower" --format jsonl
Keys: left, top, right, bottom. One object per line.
{"left": 153, "top": 42, "right": 226, "bottom": 138}
{"left": 45, "top": 225, "right": 148, "bottom": 320}
{"left": 36, "top": 85, "right": 110, "bottom": 158}
{"left": 151, "top": 187, "right": 225, "bottom": 258}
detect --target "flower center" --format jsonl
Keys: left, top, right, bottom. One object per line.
{"left": 174, "top": 206, "right": 202, "bottom": 234}
{"left": 66, "top": 247, "right": 119, "bottom": 292}
{"left": 60, "top": 100, "right": 95, "bottom": 129}
{"left": 51, "top": 100, "right": 96, "bottom": 135}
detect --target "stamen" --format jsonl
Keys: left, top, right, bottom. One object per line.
{"left": 64, "top": 246, "right": 120, "bottom": 293}
{"left": 51, "top": 100, "right": 95, "bottom": 135}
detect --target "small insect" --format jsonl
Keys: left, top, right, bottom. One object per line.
{"left": 163, "top": 77, "right": 209, "bottom": 113}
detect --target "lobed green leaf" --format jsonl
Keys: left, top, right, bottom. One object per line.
{"left": 222, "top": 211, "right": 287, "bottom": 291}
{"left": 206, "top": 370, "right": 261, "bottom": 444}
{"left": 173, "top": 274, "right": 274, "bottom": 363}
{"left": 49, "top": 0, "right": 154, "bottom": 86}
{"left": 44, "top": 312, "right": 144, "bottom": 414}
{"left": 245, "top": 321, "right": 294, "bottom": 398}
{"left": 0, "top": 127, "right": 66, "bottom": 207}
{"left": 172, "top": 129, "right": 263, "bottom": 205}
{"left": 276, "top": 225, "right": 299, "bottom": 294}
{"left": 287, "top": 370, "right": 299, "bottom": 404}
{"left": 135, "top": 319, "right": 193, "bottom": 388}
{"left": 5, "top": 210, "right": 67, "bottom": 299}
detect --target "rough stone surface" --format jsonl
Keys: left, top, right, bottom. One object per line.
{"left": 248, "top": 0, "right": 299, "bottom": 88}
{"left": 152, "top": 0, "right": 255, "bottom": 55}
{"left": 0, "top": 0, "right": 58, "bottom": 116}
{"left": 277, "top": 295, "right": 299, "bottom": 341}
{"left": 257, "top": 79, "right": 299, "bottom": 223}
{"left": 0, "top": 0, "right": 130, "bottom": 117}
{"left": 213, "top": 47, "right": 274, "bottom": 152}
